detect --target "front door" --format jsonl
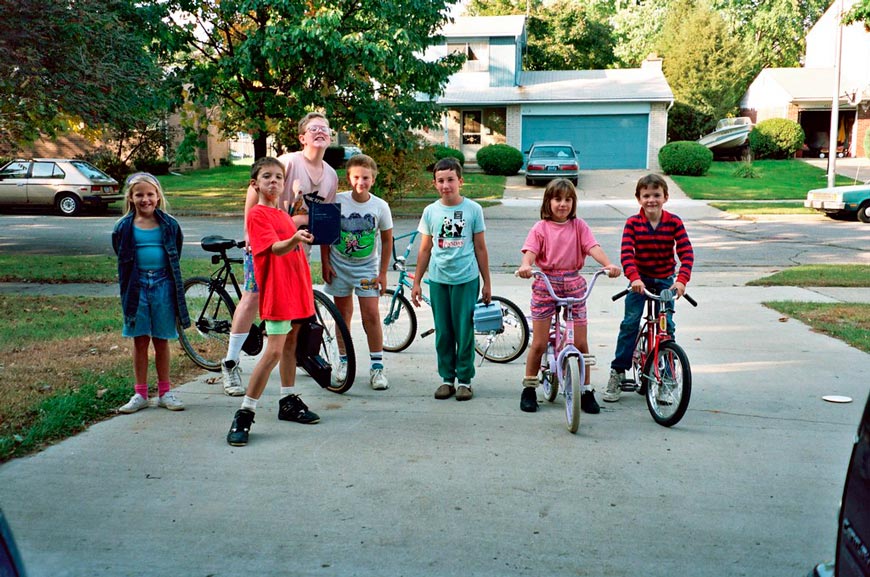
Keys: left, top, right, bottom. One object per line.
{"left": 461, "top": 110, "right": 483, "bottom": 162}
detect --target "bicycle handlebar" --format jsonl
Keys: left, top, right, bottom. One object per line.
{"left": 525, "top": 269, "right": 609, "bottom": 305}
{"left": 611, "top": 286, "right": 698, "bottom": 307}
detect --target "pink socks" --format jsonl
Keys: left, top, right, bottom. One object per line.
{"left": 134, "top": 384, "right": 148, "bottom": 398}
{"left": 157, "top": 381, "right": 171, "bottom": 397}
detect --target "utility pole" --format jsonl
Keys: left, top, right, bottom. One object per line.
{"left": 827, "top": 0, "right": 845, "bottom": 188}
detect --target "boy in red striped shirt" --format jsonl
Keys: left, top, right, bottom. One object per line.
{"left": 603, "top": 174, "right": 694, "bottom": 403}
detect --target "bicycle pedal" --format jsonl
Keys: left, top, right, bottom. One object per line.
{"left": 619, "top": 380, "right": 638, "bottom": 392}
{"left": 420, "top": 328, "right": 435, "bottom": 338}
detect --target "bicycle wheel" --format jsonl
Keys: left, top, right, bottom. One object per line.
{"left": 313, "top": 290, "right": 356, "bottom": 394}
{"left": 631, "top": 331, "right": 649, "bottom": 395}
{"left": 562, "top": 355, "right": 582, "bottom": 434}
{"left": 177, "top": 276, "right": 236, "bottom": 372}
{"left": 541, "top": 347, "right": 558, "bottom": 403}
{"left": 642, "top": 341, "right": 691, "bottom": 427}
{"left": 474, "top": 296, "right": 530, "bottom": 363}
{"left": 379, "top": 289, "right": 417, "bottom": 352}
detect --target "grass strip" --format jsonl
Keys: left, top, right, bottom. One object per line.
{"left": 748, "top": 264, "right": 870, "bottom": 287}
{"left": 763, "top": 301, "right": 870, "bottom": 354}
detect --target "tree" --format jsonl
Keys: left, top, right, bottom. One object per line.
{"left": 658, "top": 0, "right": 755, "bottom": 122}
{"left": 525, "top": 1, "right": 618, "bottom": 70}
{"left": 0, "top": 0, "right": 172, "bottom": 155}
{"left": 842, "top": 0, "right": 870, "bottom": 29}
{"left": 157, "top": 0, "right": 465, "bottom": 159}
{"left": 611, "top": 0, "right": 672, "bottom": 67}
{"left": 711, "top": 0, "right": 829, "bottom": 69}
{"left": 467, "top": 0, "right": 618, "bottom": 70}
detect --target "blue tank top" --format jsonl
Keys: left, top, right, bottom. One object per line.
{"left": 133, "top": 225, "right": 168, "bottom": 271}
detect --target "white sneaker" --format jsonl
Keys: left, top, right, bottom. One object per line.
{"left": 602, "top": 369, "right": 623, "bottom": 403}
{"left": 157, "top": 391, "right": 185, "bottom": 411}
{"left": 370, "top": 367, "right": 389, "bottom": 390}
{"left": 119, "top": 393, "right": 149, "bottom": 414}
{"left": 221, "top": 359, "right": 245, "bottom": 396}
{"left": 335, "top": 360, "right": 348, "bottom": 384}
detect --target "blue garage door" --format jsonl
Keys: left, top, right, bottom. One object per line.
{"left": 522, "top": 115, "right": 648, "bottom": 169}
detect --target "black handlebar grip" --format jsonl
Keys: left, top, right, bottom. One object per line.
{"left": 683, "top": 293, "right": 698, "bottom": 307}
{"left": 612, "top": 289, "right": 629, "bottom": 302}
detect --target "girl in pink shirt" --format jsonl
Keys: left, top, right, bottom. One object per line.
{"left": 516, "top": 178, "right": 620, "bottom": 414}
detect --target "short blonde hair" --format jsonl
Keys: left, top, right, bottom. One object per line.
{"left": 122, "top": 172, "right": 168, "bottom": 215}
{"left": 345, "top": 154, "right": 378, "bottom": 178}
{"left": 298, "top": 112, "right": 329, "bottom": 135}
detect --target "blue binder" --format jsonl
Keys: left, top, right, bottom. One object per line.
{"left": 309, "top": 202, "right": 341, "bottom": 245}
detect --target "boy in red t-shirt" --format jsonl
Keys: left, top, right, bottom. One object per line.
{"left": 227, "top": 157, "right": 320, "bottom": 447}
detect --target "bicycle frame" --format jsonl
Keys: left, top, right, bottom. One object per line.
{"left": 534, "top": 270, "right": 606, "bottom": 384}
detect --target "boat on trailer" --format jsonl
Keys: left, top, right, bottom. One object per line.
{"left": 697, "top": 117, "right": 753, "bottom": 154}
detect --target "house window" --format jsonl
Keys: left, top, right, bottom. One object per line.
{"left": 462, "top": 111, "right": 482, "bottom": 145}
{"left": 448, "top": 42, "right": 489, "bottom": 72}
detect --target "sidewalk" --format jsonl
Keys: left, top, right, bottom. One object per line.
{"left": 1, "top": 272, "right": 869, "bottom": 577}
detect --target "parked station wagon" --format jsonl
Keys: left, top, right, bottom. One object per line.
{"left": 0, "top": 159, "right": 122, "bottom": 216}
{"left": 805, "top": 183, "right": 870, "bottom": 223}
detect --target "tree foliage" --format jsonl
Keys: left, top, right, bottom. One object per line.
{"left": 0, "top": 0, "right": 172, "bottom": 156}
{"left": 658, "top": 0, "right": 754, "bottom": 121}
{"left": 842, "top": 0, "right": 870, "bottom": 28}
{"left": 156, "top": 0, "right": 464, "bottom": 159}
{"left": 711, "top": 0, "right": 829, "bottom": 69}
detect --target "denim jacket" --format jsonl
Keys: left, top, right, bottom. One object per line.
{"left": 112, "top": 210, "right": 190, "bottom": 329}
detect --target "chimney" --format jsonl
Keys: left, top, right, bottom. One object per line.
{"left": 642, "top": 53, "right": 663, "bottom": 71}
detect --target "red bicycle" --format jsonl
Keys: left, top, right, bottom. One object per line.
{"left": 612, "top": 287, "right": 697, "bottom": 427}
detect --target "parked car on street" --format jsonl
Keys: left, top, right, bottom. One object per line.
{"left": 524, "top": 141, "right": 580, "bottom": 186}
{"left": 0, "top": 159, "right": 122, "bottom": 216}
{"left": 807, "top": 392, "right": 870, "bottom": 577}
{"left": 805, "top": 182, "right": 870, "bottom": 223}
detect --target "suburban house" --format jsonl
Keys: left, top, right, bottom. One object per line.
{"left": 740, "top": 0, "right": 870, "bottom": 158}
{"left": 420, "top": 15, "right": 674, "bottom": 170}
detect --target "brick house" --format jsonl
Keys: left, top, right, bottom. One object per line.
{"left": 740, "top": 0, "right": 870, "bottom": 158}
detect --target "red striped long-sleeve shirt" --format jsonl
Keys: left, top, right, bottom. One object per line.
{"left": 621, "top": 209, "right": 694, "bottom": 285}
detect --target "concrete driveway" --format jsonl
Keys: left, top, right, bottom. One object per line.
{"left": 0, "top": 167, "right": 869, "bottom": 577}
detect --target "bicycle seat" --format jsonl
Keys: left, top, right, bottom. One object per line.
{"left": 200, "top": 236, "right": 240, "bottom": 253}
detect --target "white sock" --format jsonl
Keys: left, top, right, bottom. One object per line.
{"left": 241, "top": 396, "right": 258, "bottom": 411}
{"left": 280, "top": 387, "right": 295, "bottom": 398}
{"left": 582, "top": 384, "right": 592, "bottom": 393}
{"left": 225, "top": 333, "right": 248, "bottom": 363}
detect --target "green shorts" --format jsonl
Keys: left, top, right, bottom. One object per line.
{"left": 264, "top": 320, "right": 294, "bottom": 335}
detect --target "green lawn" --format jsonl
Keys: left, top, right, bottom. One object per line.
{"left": 154, "top": 163, "right": 505, "bottom": 217}
{"left": 672, "top": 159, "right": 855, "bottom": 201}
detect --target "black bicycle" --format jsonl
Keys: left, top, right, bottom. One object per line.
{"left": 176, "top": 235, "right": 356, "bottom": 393}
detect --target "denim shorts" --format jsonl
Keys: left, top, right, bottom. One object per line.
{"left": 243, "top": 250, "right": 259, "bottom": 293}
{"left": 530, "top": 271, "right": 588, "bottom": 326}
{"left": 122, "top": 269, "right": 179, "bottom": 339}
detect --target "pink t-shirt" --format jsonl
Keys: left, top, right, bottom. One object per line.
{"left": 247, "top": 204, "right": 314, "bottom": 321}
{"left": 521, "top": 218, "right": 599, "bottom": 272}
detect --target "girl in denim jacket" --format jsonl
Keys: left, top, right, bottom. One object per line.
{"left": 111, "top": 173, "right": 189, "bottom": 414}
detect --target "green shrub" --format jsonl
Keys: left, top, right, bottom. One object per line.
{"left": 731, "top": 162, "right": 762, "bottom": 179}
{"left": 426, "top": 145, "right": 464, "bottom": 170}
{"left": 133, "top": 157, "right": 172, "bottom": 175}
{"left": 365, "top": 139, "right": 433, "bottom": 203}
{"left": 658, "top": 141, "right": 713, "bottom": 176}
{"left": 475, "top": 144, "right": 523, "bottom": 176}
{"left": 749, "top": 118, "right": 805, "bottom": 159}
{"left": 667, "top": 101, "right": 716, "bottom": 142}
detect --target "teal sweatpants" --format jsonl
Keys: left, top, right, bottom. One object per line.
{"left": 429, "top": 278, "right": 479, "bottom": 385}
